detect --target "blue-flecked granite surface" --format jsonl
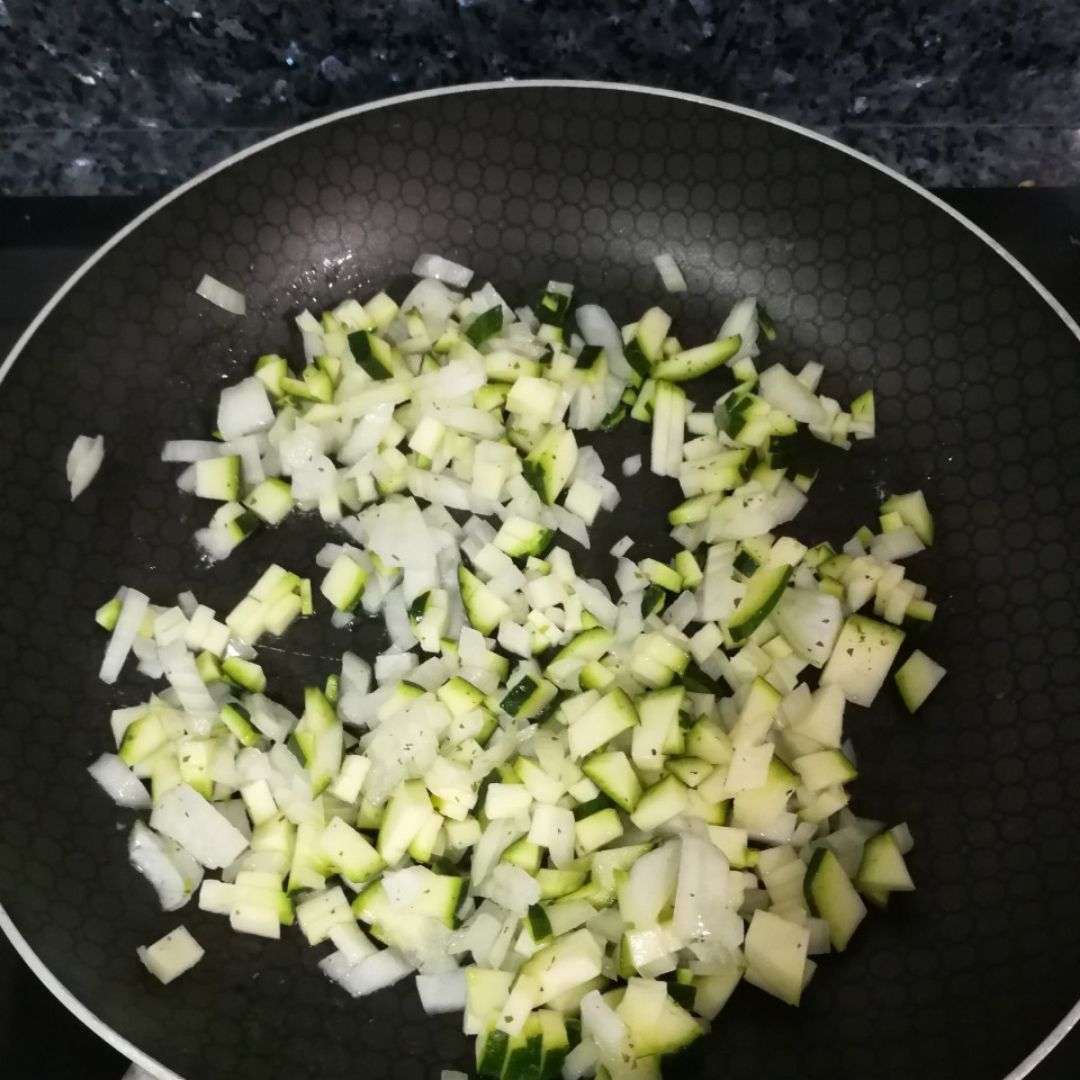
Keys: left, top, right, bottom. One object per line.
{"left": 1, "top": 0, "right": 1079, "bottom": 196}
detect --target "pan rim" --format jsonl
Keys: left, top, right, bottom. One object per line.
{"left": 1, "top": 77, "right": 1076, "bottom": 1080}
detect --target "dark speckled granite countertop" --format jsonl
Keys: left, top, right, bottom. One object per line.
{"left": 2, "top": 3, "right": 1080, "bottom": 1077}
{"left": 2, "top": 0, "right": 1079, "bottom": 195}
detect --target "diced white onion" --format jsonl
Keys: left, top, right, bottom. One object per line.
{"left": 562, "top": 1039, "right": 600, "bottom": 1080}
{"left": 196, "top": 273, "right": 246, "bottom": 315}
{"left": 576, "top": 303, "right": 633, "bottom": 380}
{"left": 718, "top": 296, "right": 760, "bottom": 361}
{"left": 546, "top": 505, "right": 591, "bottom": 549}
{"left": 654, "top": 252, "right": 688, "bottom": 293}
{"left": 150, "top": 784, "right": 249, "bottom": 870}
{"left": 416, "top": 970, "right": 467, "bottom": 1015}
{"left": 400, "top": 278, "right": 462, "bottom": 336}
{"left": 161, "top": 440, "right": 224, "bottom": 463}
{"left": 759, "top": 364, "right": 828, "bottom": 425}
{"left": 870, "top": 526, "right": 925, "bottom": 562}
{"left": 412, "top": 253, "right": 474, "bottom": 289}
{"left": 128, "top": 821, "right": 204, "bottom": 911}
{"left": 66, "top": 434, "right": 105, "bottom": 500}
{"left": 176, "top": 590, "right": 199, "bottom": 617}
{"left": 217, "top": 378, "right": 274, "bottom": 441}
{"left": 581, "top": 990, "right": 629, "bottom": 1059}
{"left": 664, "top": 590, "right": 698, "bottom": 631}
{"left": 99, "top": 587, "right": 149, "bottom": 685}
{"left": 319, "top": 948, "right": 414, "bottom": 997}
{"left": 88, "top": 753, "right": 151, "bottom": 809}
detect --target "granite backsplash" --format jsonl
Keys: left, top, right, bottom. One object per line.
{"left": 1, "top": 0, "right": 1079, "bottom": 196}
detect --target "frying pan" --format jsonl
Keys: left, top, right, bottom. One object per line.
{"left": 1, "top": 82, "right": 1078, "bottom": 1080}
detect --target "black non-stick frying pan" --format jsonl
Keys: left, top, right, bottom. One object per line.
{"left": 1, "top": 82, "right": 1078, "bottom": 1080}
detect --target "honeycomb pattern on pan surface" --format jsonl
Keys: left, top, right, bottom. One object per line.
{"left": 0, "top": 86, "right": 1077, "bottom": 1080}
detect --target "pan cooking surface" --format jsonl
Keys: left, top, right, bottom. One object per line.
{"left": 0, "top": 84, "right": 1077, "bottom": 1080}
